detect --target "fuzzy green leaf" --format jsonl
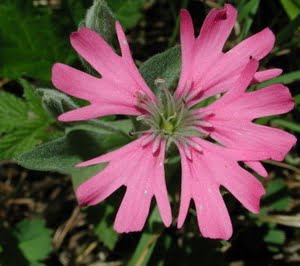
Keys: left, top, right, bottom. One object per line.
{"left": 17, "top": 124, "right": 131, "bottom": 175}
{"left": 38, "top": 88, "right": 78, "bottom": 118}
{"left": 84, "top": 0, "right": 116, "bottom": 44}
{"left": 140, "top": 46, "right": 181, "bottom": 93}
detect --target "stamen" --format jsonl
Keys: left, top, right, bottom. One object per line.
{"left": 152, "top": 135, "right": 162, "bottom": 154}
{"left": 129, "top": 130, "right": 154, "bottom": 136}
{"left": 134, "top": 81, "right": 214, "bottom": 149}
{"left": 193, "top": 110, "right": 214, "bottom": 119}
{"left": 136, "top": 115, "right": 146, "bottom": 121}
{"left": 193, "top": 121, "right": 213, "bottom": 128}
{"left": 185, "top": 138, "right": 203, "bottom": 153}
{"left": 142, "top": 133, "right": 157, "bottom": 147}
{"left": 182, "top": 141, "right": 192, "bottom": 160}
{"left": 181, "top": 79, "right": 192, "bottom": 98}
{"left": 185, "top": 85, "right": 203, "bottom": 103}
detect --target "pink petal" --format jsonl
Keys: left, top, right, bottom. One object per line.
{"left": 70, "top": 27, "right": 121, "bottom": 76}
{"left": 176, "top": 9, "right": 195, "bottom": 96}
{"left": 197, "top": 139, "right": 265, "bottom": 214}
{"left": 52, "top": 63, "right": 141, "bottom": 121}
{"left": 245, "top": 162, "right": 268, "bottom": 177}
{"left": 252, "top": 68, "right": 283, "bottom": 84}
{"left": 207, "top": 120, "right": 296, "bottom": 161}
{"left": 177, "top": 145, "right": 231, "bottom": 240}
{"left": 196, "top": 28, "right": 275, "bottom": 100}
{"left": 53, "top": 25, "right": 156, "bottom": 122}
{"left": 176, "top": 5, "right": 237, "bottom": 97}
{"left": 195, "top": 4, "right": 237, "bottom": 55}
{"left": 176, "top": 6, "right": 275, "bottom": 105}
{"left": 76, "top": 137, "right": 171, "bottom": 233}
{"left": 115, "top": 22, "right": 154, "bottom": 97}
{"left": 70, "top": 27, "right": 154, "bottom": 98}
{"left": 58, "top": 103, "right": 139, "bottom": 122}
{"left": 205, "top": 84, "right": 294, "bottom": 121}
{"left": 177, "top": 139, "right": 267, "bottom": 239}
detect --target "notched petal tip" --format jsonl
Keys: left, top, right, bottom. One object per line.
{"left": 70, "top": 27, "right": 96, "bottom": 45}
{"left": 261, "top": 27, "right": 275, "bottom": 46}
{"left": 215, "top": 4, "right": 237, "bottom": 21}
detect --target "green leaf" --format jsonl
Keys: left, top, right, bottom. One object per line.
{"left": 16, "top": 129, "right": 102, "bottom": 174}
{"left": 271, "top": 196, "right": 292, "bottom": 211}
{"left": 0, "top": 120, "right": 50, "bottom": 160}
{"left": 280, "top": 0, "right": 300, "bottom": 20}
{"left": 0, "top": 0, "right": 74, "bottom": 80}
{"left": 294, "top": 94, "right": 300, "bottom": 105}
{"left": 127, "top": 232, "right": 160, "bottom": 266}
{"left": 264, "top": 229, "right": 286, "bottom": 245}
{"left": 271, "top": 119, "right": 300, "bottom": 133}
{"left": 277, "top": 15, "right": 300, "bottom": 45}
{"left": 0, "top": 91, "right": 28, "bottom": 132}
{"left": 0, "top": 84, "right": 55, "bottom": 160}
{"left": 79, "top": 0, "right": 116, "bottom": 73}
{"left": 17, "top": 125, "right": 130, "bottom": 176}
{"left": 265, "top": 179, "right": 286, "bottom": 198}
{"left": 84, "top": 0, "right": 116, "bottom": 45}
{"left": 237, "top": 0, "right": 260, "bottom": 40}
{"left": 140, "top": 46, "right": 181, "bottom": 93}
{"left": 13, "top": 218, "right": 53, "bottom": 263}
{"left": 38, "top": 88, "right": 78, "bottom": 118}
{"left": 265, "top": 179, "right": 292, "bottom": 211}
{"left": 93, "top": 205, "right": 118, "bottom": 250}
{"left": 254, "top": 70, "right": 300, "bottom": 89}
{"left": 20, "top": 79, "right": 49, "bottom": 118}
{"left": 66, "top": 0, "right": 86, "bottom": 24}
{"left": 106, "top": 0, "right": 146, "bottom": 29}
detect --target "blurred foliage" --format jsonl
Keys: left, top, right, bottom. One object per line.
{"left": 0, "top": 0, "right": 299, "bottom": 265}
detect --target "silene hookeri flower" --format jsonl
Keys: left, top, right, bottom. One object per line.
{"left": 52, "top": 4, "right": 296, "bottom": 239}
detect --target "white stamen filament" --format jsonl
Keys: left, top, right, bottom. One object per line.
{"left": 152, "top": 135, "right": 162, "bottom": 154}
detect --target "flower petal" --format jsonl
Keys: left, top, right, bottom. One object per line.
{"left": 176, "top": 5, "right": 237, "bottom": 97}
{"left": 70, "top": 27, "right": 153, "bottom": 97}
{"left": 206, "top": 84, "right": 294, "bottom": 121}
{"left": 76, "top": 137, "right": 171, "bottom": 232}
{"left": 177, "top": 144, "right": 232, "bottom": 240}
{"left": 177, "top": 139, "right": 267, "bottom": 239}
{"left": 176, "top": 9, "right": 196, "bottom": 96}
{"left": 206, "top": 121, "right": 296, "bottom": 161}
{"left": 176, "top": 6, "right": 275, "bottom": 105}
{"left": 195, "top": 4, "right": 237, "bottom": 55}
{"left": 245, "top": 162, "right": 268, "bottom": 177}
{"left": 196, "top": 28, "right": 275, "bottom": 100}
{"left": 252, "top": 68, "right": 282, "bottom": 84}
{"left": 53, "top": 25, "right": 155, "bottom": 122}
{"left": 52, "top": 63, "right": 141, "bottom": 121}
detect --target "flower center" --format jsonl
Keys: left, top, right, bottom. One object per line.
{"left": 134, "top": 79, "right": 214, "bottom": 156}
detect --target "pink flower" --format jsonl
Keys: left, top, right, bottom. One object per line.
{"left": 52, "top": 4, "right": 296, "bottom": 239}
